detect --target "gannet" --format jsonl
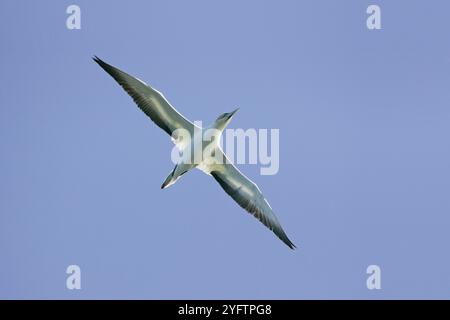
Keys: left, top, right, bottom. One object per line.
{"left": 93, "top": 56, "right": 296, "bottom": 249}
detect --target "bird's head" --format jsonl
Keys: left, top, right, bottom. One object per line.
{"left": 213, "top": 108, "right": 239, "bottom": 131}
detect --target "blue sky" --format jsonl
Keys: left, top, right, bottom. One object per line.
{"left": 1, "top": 0, "right": 450, "bottom": 299}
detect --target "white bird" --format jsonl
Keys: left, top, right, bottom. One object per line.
{"left": 93, "top": 56, "right": 296, "bottom": 249}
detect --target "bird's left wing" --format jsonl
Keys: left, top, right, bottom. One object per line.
{"left": 210, "top": 151, "right": 296, "bottom": 249}
{"left": 93, "top": 56, "right": 197, "bottom": 141}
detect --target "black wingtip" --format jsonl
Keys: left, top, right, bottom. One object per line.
{"left": 92, "top": 56, "right": 117, "bottom": 78}
{"left": 92, "top": 55, "right": 104, "bottom": 65}
{"left": 92, "top": 56, "right": 110, "bottom": 68}
{"left": 280, "top": 233, "right": 296, "bottom": 250}
{"left": 286, "top": 240, "right": 297, "bottom": 250}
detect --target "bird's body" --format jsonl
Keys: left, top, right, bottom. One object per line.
{"left": 94, "top": 56, "right": 296, "bottom": 249}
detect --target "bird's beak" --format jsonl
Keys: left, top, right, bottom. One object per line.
{"left": 228, "top": 108, "right": 239, "bottom": 119}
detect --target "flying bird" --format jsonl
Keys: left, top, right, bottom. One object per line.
{"left": 93, "top": 56, "right": 296, "bottom": 249}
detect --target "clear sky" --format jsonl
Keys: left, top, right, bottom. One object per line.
{"left": 1, "top": 0, "right": 449, "bottom": 299}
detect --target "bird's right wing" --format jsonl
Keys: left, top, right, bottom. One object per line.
{"left": 93, "top": 56, "right": 197, "bottom": 141}
{"left": 210, "top": 151, "right": 296, "bottom": 249}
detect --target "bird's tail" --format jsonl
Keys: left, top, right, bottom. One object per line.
{"left": 161, "top": 163, "right": 194, "bottom": 189}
